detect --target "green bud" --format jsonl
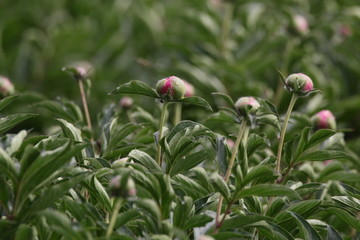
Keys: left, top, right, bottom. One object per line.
{"left": 0, "top": 76, "right": 15, "bottom": 98}
{"left": 235, "top": 97, "right": 260, "bottom": 116}
{"left": 110, "top": 175, "right": 136, "bottom": 198}
{"left": 285, "top": 73, "right": 313, "bottom": 95}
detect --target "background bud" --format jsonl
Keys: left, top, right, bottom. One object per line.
{"left": 120, "top": 97, "right": 133, "bottom": 110}
{"left": 235, "top": 97, "right": 260, "bottom": 116}
{"left": 156, "top": 76, "right": 185, "bottom": 100}
{"left": 285, "top": 73, "right": 313, "bottom": 94}
{"left": 293, "top": 15, "right": 309, "bottom": 35}
{"left": 110, "top": 175, "right": 136, "bottom": 198}
{"left": 183, "top": 81, "right": 195, "bottom": 97}
{"left": 0, "top": 76, "right": 15, "bottom": 98}
{"left": 312, "top": 110, "right": 336, "bottom": 130}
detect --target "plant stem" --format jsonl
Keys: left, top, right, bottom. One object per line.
{"left": 173, "top": 103, "right": 182, "bottom": 126}
{"left": 214, "top": 120, "right": 247, "bottom": 233}
{"left": 156, "top": 101, "right": 169, "bottom": 166}
{"left": 106, "top": 198, "right": 123, "bottom": 239}
{"left": 220, "top": 2, "right": 234, "bottom": 58}
{"left": 276, "top": 94, "right": 297, "bottom": 177}
{"left": 78, "top": 79, "right": 92, "bottom": 131}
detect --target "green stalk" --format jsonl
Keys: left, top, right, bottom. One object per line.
{"left": 220, "top": 2, "right": 234, "bottom": 58}
{"left": 276, "top": 94, "right": 297, "bottom": 177}
{"left": 173, "top": 103, "right": 182, "bottom": 126}
{"left": 214, "top": 120, "right": 247, "bottom": 233}
{"left": 156, "top": 101, "right": 169, "bottom": 166}
{"left": 106, "top": 198, "right": 123, "bottom": 238}
{"left": 78, "top": 79, "right": 92, "bottom": 132}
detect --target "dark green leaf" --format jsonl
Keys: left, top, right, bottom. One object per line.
{"left": 211, "top": 174, "right": 230, "bottom": 202}
{"left": 305, "top": 129, "right": 336, "bottom": 150}
{"left": 235, "top": 184, "right": 300, "bottom": 200}
{"left": 325, "top": 207, "right": 360, "bottom": 231}
{"left": 0, "top": 147, "right": 18, "bottom": 183}
{"left": 0, "top": 95, "right": 19, "bottom": 111}
{"left": 109, "top": 80, "right": 159, "bottom": 98}
{"left": 169, "top": 150, "right": 210, "bottom": 176}
{"left": 221, "top": 215, "right": 274, "bottom": 230}
{"left": 0, "top": 114, "right": 37, "bottom": 135}
{"left": 326, "top": 225, "right": 343, "bottom": 240}
{"left": 212, "top": 92, "right": 236, "bottom": 110}
{"left": 14, "top": 224, "right": 34, "bottom": 240}
{"left": 296, "top": 150, "right": 350, "bottom": 163}
{"left": 178, "top": 96, "right": 213, "bottom": 111}
{"left": 183, "top": 214, "right": 213, "bottom": 229}
{"left": 114, "top": 209, "right": 141, "bottom": 228}
{"left": 289, "top": 211, "right": 321, "bottom": 240}
{"left": 332, "top": 196, "right": 360, "bottom": 211}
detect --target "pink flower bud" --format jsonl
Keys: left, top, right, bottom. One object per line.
{"left": 338, "top": 25, "right": 352, "bottom": 37}
{"left": 293, "top": 15, "right": 309, "bottom": 34}
{"left": 0, "top": 76, "right": 15, "bottom": 98}
{"left": 120, "top": 97, "right": 133, "bottom": 109}
{"left": 110, "top": 175, "right": 136, "bottom": 198}
{"left": 312, "top": 110, "right": 336, "bottom": 130}
{"left": 183, "top": 81, "right": 195, "bottom": 97}
{"left": 285, "top": 73, "right": 313, "bottom": 94}
{"left": 156, "top": 76, "right": 186, "bottom": 100}
{"left": 235, "top": 97, "right": 260, "bottom": 116}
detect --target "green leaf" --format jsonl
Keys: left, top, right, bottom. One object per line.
{"left": 183, "top": 214, "right": 213, "bottom": 229}
{"left": 109, "top": 80, "right": 159, "bottom": 98}
{"left": 0, "top": 95, "right": 19, "bottom": 111}
{"left": 276, "top": 200, "right": 322, "bottom": 224}
{"left": 294, "top": 127, "right": 311, "bottom": 160}
{"left": 242, "top": 165, "right": 275, "bottom": 186}
{"left": 212, "top": 92, "right": 236, "bottom": 110}
{"left": 296, "top": 150, "right": 350, "bottom": 163}
{"left": 325, "top": 207, "right": 360, "bottom": 231}
{"left": 40, "top": 209, "right": 82, "bottom": 240}
{"left": 326, "top": 225, "right": 343, "bottom": 240}
{"left": 7, "top": 130, "right": 28, "bottom": 156}
{"left": 289, "top": 211, "right": 321, "bottom": 240}
{"left": 128, "top": 149, "right": 161, "bottom": 172}
{"left": 34, "top": 100, "right": 80, "bottom": 123}
{"left": 15, "top": 142, "right": 86, "bottom": 215}
{"left": 29, "top": 171, "right": 90, "bottom": 214}
{"left": 305, "top": 129, "right": 336, "bottom": 150}
{"left": 321, "top": 171, "right": 360, "bottom": 182}
{"left": 0, "top": 114, "right": 37, "bottom": 135}
{"left": 0, "top": 147, "right": 18, "bottom": 183}
{"left": 211, "top": 174, "right": 231, "bottom": 202}
{"left": 114, "top": 209, "right": 141, "bottom": 228}
{"left": 332, "top": 196, "right": 360, "bottom": 211}
{"left": 167, "top": 120, "right": 198, "bottom": 142}
{"left": 14, "top": 224, "right": 34, "bottom": 240}
{"left": 221, "top": 215, "right": 274, "bottom": 230}
{"left": 235, "top": 184, "right": 301, "bottom": 200}
{"left": 169, "top": 150, "right": 211, "bottom": 176}
{"left": 108, "top": 122, "right": 138, "bottom": 149}
{"left": 89, "top": 175, "right": 112, "bottom": 211}
{"left": 177, "top": 96, "right": 213, "bottom": 111}
{"left": 136, "top": 198, "right": 161, "bottom": 222}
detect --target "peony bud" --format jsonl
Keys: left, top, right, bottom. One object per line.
{"left": 293, "top": 15, "right": 309, "bottom": 35}
{"left": 235, "top": 97, "right": 260, "bottom": 116}
{"left": 285, "top": 73, "right": 313, "bottom": 95}
{"left": 183, "top": 81, "right": 195, "bottom": 97}
{"left": 0, "top": 76, "right": 15, "bottom": 98}
{"left": 312, "top": 110, "right": 336, "bottom": 130}
{"left": 63, "top": 61, "right": 93, "bottom": 81}
{"left": 156, "top": 76, "right": 186, "bottom": 100}
{"left": 110, "top": 175, "right": 136, "bottom": 198}
{"left": 120, "top": 97, "right": 133, "bottom": 110}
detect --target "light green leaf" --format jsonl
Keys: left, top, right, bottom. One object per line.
{"left": 332, "top": 196, "right": 360, "bottom": 211}
{"left": 128, "top": 149, "right": 161, "bottom": 172}
{"left": 14, "top": 224, "right": 33, "bottom": 240}
{"left": 211, "top": 174, "right": 231, "bottom": 202}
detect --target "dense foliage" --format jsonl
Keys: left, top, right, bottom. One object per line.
{"left": 0, "top": 0, "right": 359, "bottom": 239}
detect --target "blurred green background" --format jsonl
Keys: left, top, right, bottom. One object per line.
{"left": 1, "top": 0, "right": 360, "bottom": 151}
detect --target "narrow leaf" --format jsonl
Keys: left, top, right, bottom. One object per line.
{"left": 178, "top": 96, "right": 213, "bottom": 111}
{"left": 235, "top": 184, "right": 301, "bottom": 200}
{"left": 289, "top": 211, "right": 322, "bottom": 240}
{"left": 0, "top": 114, "right": 37, "bottom": 135}
{"left": 128, "top": 149, "right": 161, "bottom": 172}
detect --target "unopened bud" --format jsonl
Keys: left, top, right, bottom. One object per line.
{"left": 156, "top": 76, "right": 185, "bottom": 100}
{"left": 285, "top": 73, "right": 313, "bottom": 95}
{"left": 63, "top": 61, "right": 93, "bottom": 81}
{"left": 120, "top": 97, "right": 133, "bottom": 110}
{"left": 293, "top": 15, "right": 309, "bottom": 35}
{"left": 110, "top": 175, "right": 136, "bottom": 198}
{"left": 183, "top": 81, "right": 195, "bottom": 97}
{"left": 0, "top": 76, "right": 15, "bottom": 98}
{"left": 312, "top": 110, "right": 336, "bottom": 130}
{"left": 235, "top": 97, "right": 260, "bottom": 116}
